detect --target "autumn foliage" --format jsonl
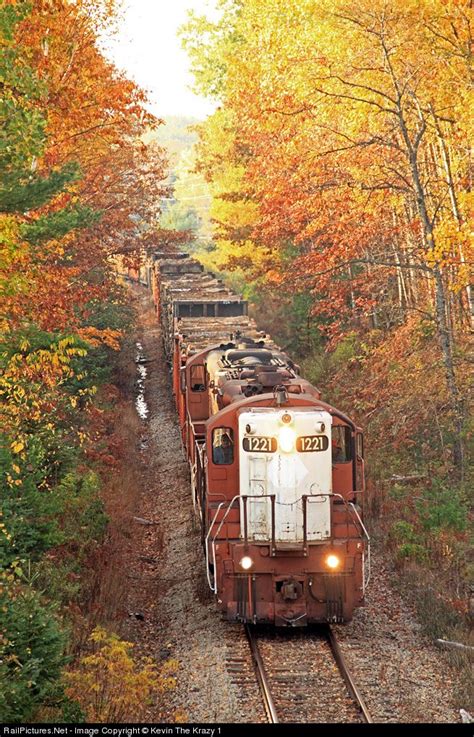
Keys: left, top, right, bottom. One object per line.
{"left": 183, "top": 0, "right": 472, "bottom": 620}
{"left": 1, "top": 0, "right": 167, "bottom": 720}
{"left": 64, "top": 628, "right": 177, "bottom": 722}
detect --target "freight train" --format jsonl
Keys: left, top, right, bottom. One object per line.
{"left": 138, "top": 251, "right": 370, "bottom": 626}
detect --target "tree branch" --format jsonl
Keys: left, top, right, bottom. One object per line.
{"left": 311, "top": 85, "right": 395, "bottom": 113}
{"left": 311, "top": 72, "right": 398, "bottom": 105}
{"left": 298, "top": 257, "right": 433, "bottom": 280}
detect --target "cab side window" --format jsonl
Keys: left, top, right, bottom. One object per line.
{"left": 212, "top": 428, "right": 234, "bottom": 465}
{"left": 332, "top": 426, "right": 352, "bottom": 463}
{"left": 190, "top": 364, "right": 206, "bottom": 392}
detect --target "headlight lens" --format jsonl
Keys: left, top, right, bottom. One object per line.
{"left": 240, "top": 555, "right": 253, "bottom": 570}
{"left": 326, "top": 554, "right": 340, "bottom": 570}
{"left": 279, "top": 426, "right": 296, "bottom": 452}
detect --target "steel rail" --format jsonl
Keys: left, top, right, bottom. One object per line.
{"left": 244, "top": 625, "right": 279, "bottom": 724}
{"left": 326, "top": 625, "right": 373, "bottom": 724}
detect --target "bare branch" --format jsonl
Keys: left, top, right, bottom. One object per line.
{"left": 424, "top": 23, "right": 464, "bottom": 53}
{"left": 261, "top": 105, "right": 312, "bottom": 117}
{"left": 298, "top": 257, "right": 433, "bottom": 280}
{"left": 360, "top": 181, "right": 411, "bottom": 193}
{"left": 311, "top": 85, "right": 394, "bottom": 113}
{"left": 311, "top": 72, "right": 398, "bottom": 105}
{"left": 51, "top": 122, "right": 119, "bottom": 146}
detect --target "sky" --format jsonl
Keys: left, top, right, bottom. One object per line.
{"left": 102, "top": 0, "right": 219, "bottom": 120}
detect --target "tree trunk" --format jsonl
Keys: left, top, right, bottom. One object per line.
{"left": 432, "top": 111, "right": 474, "bottom": 326}
{"left": 432, "top": 264, "right": 464, "bottom": 472}
{"left": 397, "top": 107, "right": 464, "bottom": 475}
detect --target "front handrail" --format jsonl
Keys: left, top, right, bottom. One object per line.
{"left": 349, "top": 501, "right": 371, "bottom": 593}
{"left": 318, "top": 494, "right": 370, "bottom": 593}
{"left": 205, "top": 492, "right": 371, "bottom": 594}
{"left": 205, "top": 501, "right": 227, "bottom": 592}
{"left": 320, "top": 494, "right": 370, "bottom": 593}
{"left": 205, "top": 494, "right": 273, "bottom": 592}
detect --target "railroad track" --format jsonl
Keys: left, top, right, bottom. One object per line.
{"left": 244, "top": 624, "right": 373, "bottom": 724}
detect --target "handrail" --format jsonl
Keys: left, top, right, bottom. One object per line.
{"left": 327, "top": 494, "right": 371, "bottom": 593}
{"left": 205, "top": 492, "right": 371, "bottom": 594}
{"left": 211, "top": 494, "right": 242, "bottom": 547}
{"left": 349, "top": 501, "right": 371, "bottom": 592}
{"left": 205, "top": 501, "right": 226, "bottom": 592}
{"left": 186, "top": 409, "right": 207, "bottom": 436}
{"left": 206, "top": 494, "right": 272, "bottom": 592}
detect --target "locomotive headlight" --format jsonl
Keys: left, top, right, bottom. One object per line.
{"left": 325, "top": 554, "right": 340, "bottom": 570}
{"left": 278, "top": 426, "right": 296, "bottom": 453}
{"left": 239, "top": 555, "right": 253, "bottom": 570}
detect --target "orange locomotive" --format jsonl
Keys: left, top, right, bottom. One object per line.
{"left": 151, "top": 252, "right": 370, "bottom": 626}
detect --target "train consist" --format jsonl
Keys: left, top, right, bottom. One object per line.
{"left": 144, "top": 251, "right": 370, "bottom": 626}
